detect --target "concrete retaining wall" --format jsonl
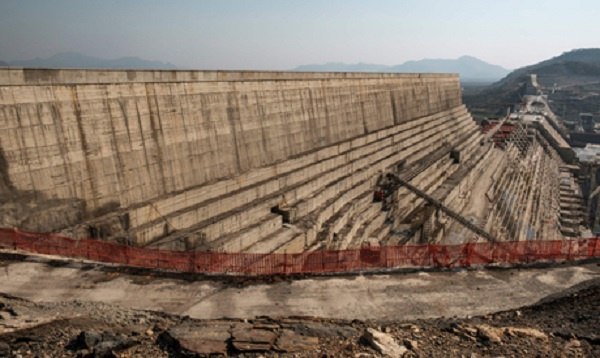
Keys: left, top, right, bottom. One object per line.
{"left": 0, "top": 69, "right": 460, "bottom": 220}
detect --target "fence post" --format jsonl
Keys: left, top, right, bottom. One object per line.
{"left": 463, "top": 243, "right": 472, "bottom": 268}
{"left": 383, "top": 246, "right": 388, "bottom": 269}
{"left": 12, "top": 228, "right": 17, "bottom": 250}
{"left": 190, "top": 250, "right": 196, "bottom": 273}
{"left": 428, "top": 244, "right": 435, "bottom": 268}
{"left": 157, "top": 246, "right": 160, "bottom": 270}
{"left": 125, "top": 245, "right": 129, "bottom": 265}
{"left": 426, "top": 244, "right": 431, "bottom": 267}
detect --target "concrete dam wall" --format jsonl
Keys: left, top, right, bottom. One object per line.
{"left": 0, "top": 69, "right": 464, "bottom": 250}
{"left": 0, "top": 69, "right": 458, "bottom": 209}
{"left": 2, "top": 68, "right": 571, "bottom": 253}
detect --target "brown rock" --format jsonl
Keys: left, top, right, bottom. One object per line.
{"left": 404, "top": 339, "right": 418, "bottom": 350}
{"left": 452, "top": 324, "right": 478, "bottom": 341}
{"left": 275, "top": 329, "right": 319, "bottom": 352}
{"left": 503, "top": 327, "right": 548, "bottom": 341}
{"left": 565, "top": 338, "right": 581, "bottom": 351}
{"left": 363, "top": 328, "right": 408, "bottom": 357}
{"left": 0, "top": 342, "right": 9, "bottom": 356}
{"left": 290, "top": 322, "right": 357, "bottom": 338}
{"left": 476, "top": 325, "right": 503, "bottom": 343}
{"left": 160, "top": 321, "right": 231, "bottom": 356}
{"left": 231, "top": 327, "right": 278, "bottom": 351}
{"left": 462, "top": 325, "right": 477, "bottom": 335}
{"left": 253, "top": 323, "right": 280, "bottom": 331}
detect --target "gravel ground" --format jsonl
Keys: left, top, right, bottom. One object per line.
{"left": 1, "top": 275, "right": 599, "bottom": 357}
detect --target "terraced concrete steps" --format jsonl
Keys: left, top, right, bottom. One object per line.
{"left": 319, "top": 111, "right": 483, "bottom": 249}
{"left": 145, "top": 106, "right": 473, "bottom": 252}
{"left": 119, "top": 106, "right": 469, "bottom": 247}
{"left": 248, "top": 108, "right": 477, "bottom": 252}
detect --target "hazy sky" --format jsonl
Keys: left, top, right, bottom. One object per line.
{"left": 1, "top": 0, "right": 599, "bottom": 70}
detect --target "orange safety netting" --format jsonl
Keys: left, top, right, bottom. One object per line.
{"left": 1, "top": 228, "right": 599, "bottom": 275}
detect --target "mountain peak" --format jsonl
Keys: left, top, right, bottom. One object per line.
{"left": 457, "top": 55, "right": 480, "bottom": 61}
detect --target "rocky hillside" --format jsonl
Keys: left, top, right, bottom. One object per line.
{"left": 492, "top": 48, "right": 600, "bottom": 90}
{"left": 463, "top": 49, "right": 600, "bottom": 119}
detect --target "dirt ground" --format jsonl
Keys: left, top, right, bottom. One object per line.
{"left": 1, "top": 274, "right": 599, "bottom": 357}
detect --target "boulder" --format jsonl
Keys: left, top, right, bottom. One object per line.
{"left": 159, "top": 321, "right": 231, "bottom": 356}
{"left": 231, "top": 327, "right": 278, "bottom": 351}
{"left": 290, "top": 322, "right": 357, "bottom": 338}
{"left": 404, "top": 339, "right": 418, "bottom": 350}
{"left": 476, "top": 325, "right": 503, "bottom": 343}
{"left": 93, "top": 336, "right": 137, "bottom": 358}
{"left": 275, "top": 329, "right": 319, "bottom": 352}
{"left": 504, "top": 327, "right": 548, "bottom": 341}
{"left": 70, "top": 331, "right": 137, "bottom": 357}
{"left": 72, "top": 331, "right": 103, "bottom": 350}
{"left": 363, "top": 328, "right": 408, "bottom": 357}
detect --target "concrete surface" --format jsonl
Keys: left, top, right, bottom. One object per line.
{"left": 0, "top": 68, "right": 581, "bottom": 252}
{"left": 0, "top": 69, "right": 459, "bottom": 215}
{"left": 0, "top": 68, "right": 463, "bottom": 251}
{"left": 1, "top": 253, "right": 598, "bottom": 321}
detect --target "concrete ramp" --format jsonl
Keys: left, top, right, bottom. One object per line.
{"left": 0, "top": 253, "right": 597, "bottom": 321}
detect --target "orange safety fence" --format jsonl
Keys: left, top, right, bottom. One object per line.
{"left": 1, "top": 228, "right": 599, "bottom": 276}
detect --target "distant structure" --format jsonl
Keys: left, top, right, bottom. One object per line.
{"left": 581, "top": 113, "right": 596, "bottom": 133}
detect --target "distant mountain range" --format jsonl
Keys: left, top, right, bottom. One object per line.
{"left": 292, "top": 56, "right": 511, "bottom": 82}
{"left": 0, "top": 52, "right": 177, "bottom": 70}
{"left": 1, "top": 53, "right": 510, "bottom": 81}
{"left": 293, "top": 62, "right": 391, "bottom": 73}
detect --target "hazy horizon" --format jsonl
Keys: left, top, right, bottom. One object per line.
{"left": 1, "top": 0, "right": 599, "bottom": 71}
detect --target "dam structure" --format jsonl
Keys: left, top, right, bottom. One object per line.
{"left": 0, "top": 68, "right": 584, "bottom": 254}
